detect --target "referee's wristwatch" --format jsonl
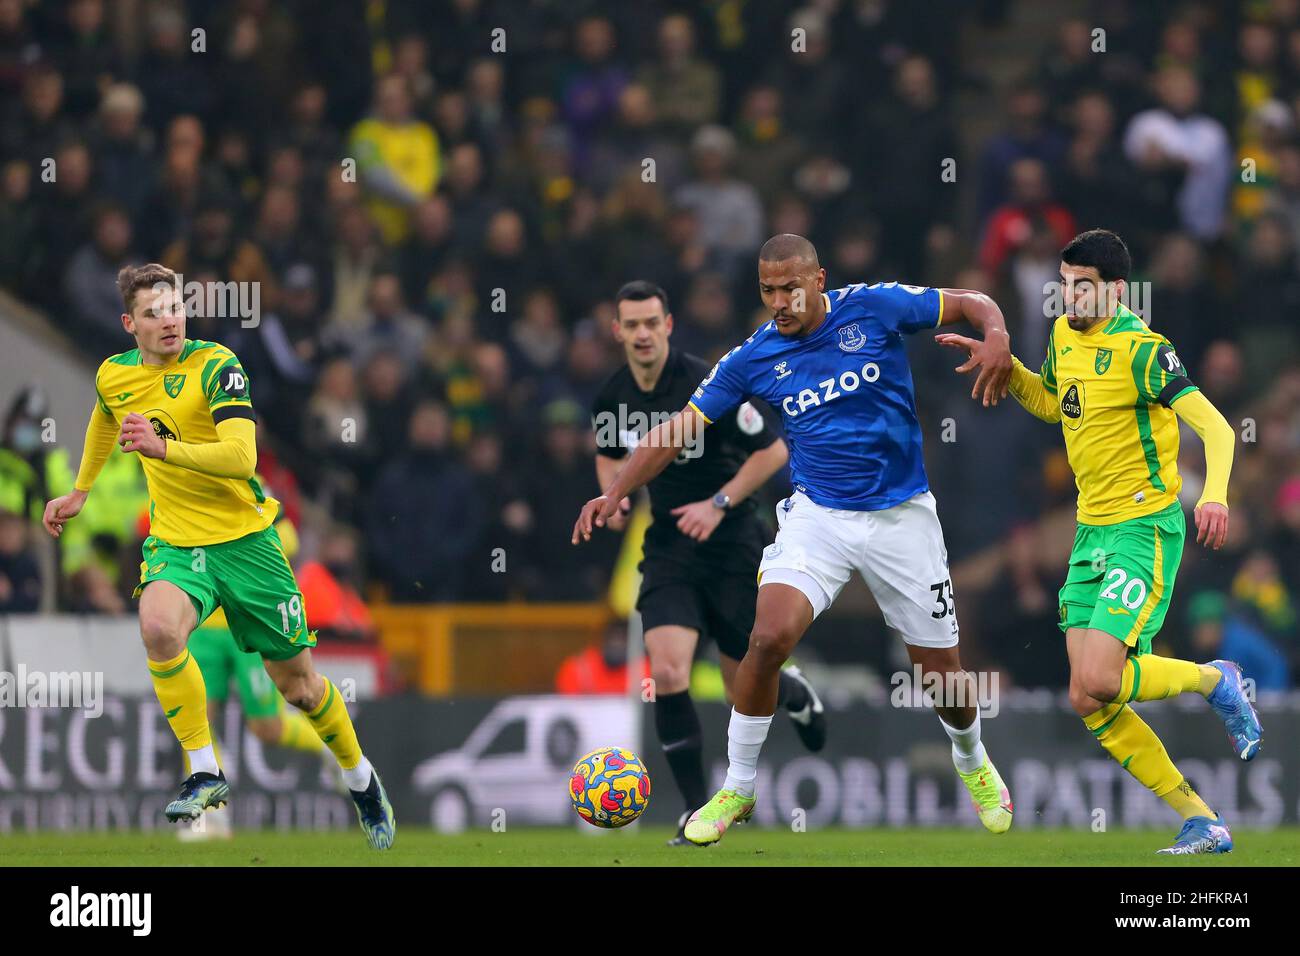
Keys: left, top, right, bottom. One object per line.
{"left": 711, "top": 492, "right": 731, "bottom": 511}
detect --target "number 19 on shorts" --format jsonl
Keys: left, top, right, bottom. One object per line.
{"left": 277, "top": 594, "right": 305, "bottom": 634}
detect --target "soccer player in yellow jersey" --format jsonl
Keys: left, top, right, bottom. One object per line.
{"left": 939, "top": 229, "right": 1261, "bottom": 855}
{"left": 41, "top": 263, "right": 395, "bottom": 849}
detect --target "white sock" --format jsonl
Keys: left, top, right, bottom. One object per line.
{"left": 939, "top": 712, "right": 986, "bottom": 774}
{"left": 721, "top": 709, "right": 773, "bottom": 798}
{"left": 341, "top": 755, "right": 374, "bottom": 792}
{"left": 186, "top": 744, "right": 219, "bottom": 776}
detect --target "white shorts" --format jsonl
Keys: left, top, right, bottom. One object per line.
{"left": 757, "top": 490, "right": 959, "bottom": 648}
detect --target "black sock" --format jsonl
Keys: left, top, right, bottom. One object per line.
{"left": 654, "top": 690, "right": 707, "bottom": 812}
{"left": 777, "top": 670, "right": 809, "bottom": 712}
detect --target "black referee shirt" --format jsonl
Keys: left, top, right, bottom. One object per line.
{"left": 591, "top": 348, "right": 779, "bottom": 528}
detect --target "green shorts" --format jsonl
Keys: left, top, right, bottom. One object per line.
{"left": 135, "top": 525, "right": 317, "bottom": 661}
{"left": 188, "top": 624, "right": 284, "bottom": 719}
{"left": 1058, "top": 502, "right": 1185, "bottom": 655}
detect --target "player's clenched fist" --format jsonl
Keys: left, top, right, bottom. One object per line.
{"left": 119, "top": 412, "right": 167, "bottom": 459}
{"left": 42, "top": 489, "right": 87, "bottom": 538}
{"left": 572, "top": 495, "right": 620, "bottom": 545}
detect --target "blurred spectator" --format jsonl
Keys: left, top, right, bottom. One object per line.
{"left": 861, "top": 55, "right": 958, "bottom": 277}
{"left": 328, "top": 203, "right": 382, "bottom": 330}
{"left": 366, "top": 400, "right": 482, "bottom": 601}
{"left": 670, "top": 271, "right": 740, "bottom": 362}
{"left": 332, "top": 272, "right": 430, "bottom": 373}
{"left": 555, "top": 619, "right": 649, "bottom": 695}
{"left": 1123, "top": 65, "right": 1232, "bottom": 241}
{"left": 979, "top": 157, "right": 1077, "bottom": 280}
{"left": 459, "top": 429, "right": 533, "bottom": 601}
{"left": 64, "top": 202, "right": 135, "bottom": 354}
{"left": 304, "top": 355, "right": 372, "bottom": 498}
{"left": 297, "top": 524, "right": 376, "bottom": 642}
{"left": 136, "top": 3, "right": 216, "bottom": 129}
{"left": 1234, "top": 213, "right": 1300, "bottom": 382}
{"left": 348, "top": 72, "right": 441, "bottom": 245}
{"left": 359, "top": 349, "right": 414, "bottom": 468}
{"left": 33, "top": 140, "right": 96, "bottom": 295}
{"left": 1144, "top": 234, "right": 1219, "bottom": 374}
{"left": 977, "top": 79, "right": 1068, "bottom": 224}
{"left": 0, "top": 386, "right": 51, "bottom": 522}
{"left": 1059, "top": 90, "right": 1148, "bottom": 244}
{"left": 88, "top": 83, "right": 154, "bottom": 218}
{"left": 733, "top": 84, "right": 805, "bottom": 201}
{"left": 1188, "top": 591, "right": 1289, "bottom": 691}
{"left": 0, "top": 158, "right": 38, "bottom": 294}
{"left": 674, "top": 125, "right": 764, "bottom": 275}
{"left": 160, "top": 195, "right": 278, "bottom": 310}
{"left": 560, "top": 16, "right": 628, "bottom": 175}
{"left": 0, "top": 509, "right": 42, "bottom": 612}
{"left": 1, "top": 61, "right": 75, "bottom": 164}
{"left": 636, "top": 14, "right": 721, "bottom": 137}
{"left": 518, "top": 399, "right": 614, "bottom": 601}
{"left": 397, "top": 195, "right": 456, "bottom": 312}
{"left": 765, "top": 7, "right": 848, "bottom": 152}
{"left": 66, "top": 564, "right": 125, "bottom": 615}
{"left": 473, "top": 208, "right": 547, "bottom": 334}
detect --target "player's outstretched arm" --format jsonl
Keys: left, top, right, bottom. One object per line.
{"left": 44, "top": 400, "right": 117, "bottom": 537}
{"left": 936, "top": 289, "right": 1012, "bottom": 406}
{"left": 936, "top": 333, "right": 1061, "bottom": 423}
{"left": 573, "top": 404, "right": 705, "bottom": 544}
{"left": 1171, "top": 389, "right": 1234, "bottom": 549}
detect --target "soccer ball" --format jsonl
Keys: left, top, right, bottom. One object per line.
{"left": 569, "top": 747, "right": 651, "bottom": 828}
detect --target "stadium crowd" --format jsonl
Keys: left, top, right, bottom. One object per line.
{"left": 0, "top": 0, "right": 1296, "bottom": 689}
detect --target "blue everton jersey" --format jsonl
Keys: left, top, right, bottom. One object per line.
{"left": 688, "top": 282, "right": 944, "bottom": 511}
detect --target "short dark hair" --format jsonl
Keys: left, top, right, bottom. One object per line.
{"left": 615, "top": 280, "right": 669, "bottom": 314}
{"left": 759, "top": 233, "right": 819, "bottom": 267}
{"left": 117, "top": 262, "right": 179, "bottom": 313}
{"left": 1060, "top": 229, "right": 1131, "bottom": 281}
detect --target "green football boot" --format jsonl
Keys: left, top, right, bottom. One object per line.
{"left": 957, "top": 756, "right": 1013, "bottom": 833}
{"left": 683, "top": 788, "right": 756, "bottom": 846}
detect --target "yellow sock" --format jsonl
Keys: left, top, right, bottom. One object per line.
{"left": 1162, "top": 778, "right": 1216, "bottom": 820}
{"left": 148, "top": 649, "right": 211, "bottom": 750}
{"left": 278, "top": 708, "right": 325, "bottom": 754}
{"left": 1115, "top": 655, "right": 1202, "bottom": 702}
{"left": 1084, "top": 703, "right": 1214, "bottom": 820}
{"left": 305, "top": 678, "right": 362, "bottom": 770}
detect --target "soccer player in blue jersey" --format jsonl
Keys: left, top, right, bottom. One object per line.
{"left": 574, "top": 234, "right": 1017, "bottom": 844}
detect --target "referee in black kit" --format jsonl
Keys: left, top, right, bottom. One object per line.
{"left": 590, "top": 280, "right": 827, "bottom": 846}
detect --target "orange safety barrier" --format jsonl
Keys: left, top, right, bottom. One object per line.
{"left": 369, "top": 604, "right": 611, "bottom": 695}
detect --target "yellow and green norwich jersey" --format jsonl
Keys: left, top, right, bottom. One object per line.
{"left": 1038, "top": 305, "right": 1197, "bottom": 525}
{"left": 92, "top": 339, "right": 278, "bottom": 546}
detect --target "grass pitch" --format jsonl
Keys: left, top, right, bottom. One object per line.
{"left": 4, "top": 826, "right": 1299, "bottom": 866}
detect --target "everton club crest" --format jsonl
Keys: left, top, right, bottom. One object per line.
{"left": 838, "top": 323, "right": 867, "bottom": 352}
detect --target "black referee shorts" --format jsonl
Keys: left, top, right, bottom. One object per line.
{"left": 635, "top": 516, "right": 766, "bottom": 661}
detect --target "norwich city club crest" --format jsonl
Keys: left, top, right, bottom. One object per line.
{"left": 1094, "top": 348, "right": 1112, "bottom": 375}
{"left": 163, "top": 374, "right": 186, "bottom": 398}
